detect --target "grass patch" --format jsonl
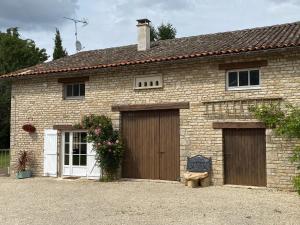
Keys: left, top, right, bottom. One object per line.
{"left": 0, "top": 151, "right": 10, "bottom": 169}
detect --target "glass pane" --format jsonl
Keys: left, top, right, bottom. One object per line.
{"left": 80, "top": 133, "right": 87, "bottom": 142}
{"left": 73, "top": 84, "right": 80, "bottom": 96}
{"left": 65, "top": 132, "right": 69, "bottom": 143}
{"left": 66, "top": 85, "right": 73, "bottom": 97}
{"left": 80, "top": 84, "right": 85, "bottom": 96}
{"left": 73, "top": 147, "right": 80, "bottom": 155}
{"left": 80, "top": 144, "right": 87, "bottom": 154}
{"left": 64, "top": 155, "right": 69, "bottom": 165}
{"left": 239, "top": 71, "right": 249, "bottom": 86}
{"left": 228, "top": 72, "right": 238, "bottom": 87}
{"left": 73, "top": 155, "right": 80, "bottom": 166}
{"left": 73, "top": 132, "right": 80, "bottom": 152}
{"left": 65, "top": 144, "right": 69, "bottom": 154}
{"left": 250, "top": 70, "right": 260, "bottom": 85}
{"left": 73, "top": 132, "right": 79, "bottom": 143}
{"left": 80, "top": 155, "right": 87, "bottom": 166}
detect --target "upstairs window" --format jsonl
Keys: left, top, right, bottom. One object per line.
{"left": 64, "top": 83, "right": 85, "bottom": 99}
{"left": 226, "top": 69, "right": 260, "bottom": 90}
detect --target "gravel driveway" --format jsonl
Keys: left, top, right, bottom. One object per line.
{"left": 0, "top": 177, "right": 299, "bottom": 225}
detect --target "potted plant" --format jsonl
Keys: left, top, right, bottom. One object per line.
{"left": 22, "top": 124, "right": 36, "bottom": 133}
{"left": 16, "top": 150, "right": 33, "bottom": 179}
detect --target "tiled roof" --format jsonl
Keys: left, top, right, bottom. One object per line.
{"left": 1, "top": 21, "right": 300, "bottom": 78}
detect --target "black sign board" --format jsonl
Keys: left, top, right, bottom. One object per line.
{"left": 187, "top": 155, "right": 212, "bottom": 172}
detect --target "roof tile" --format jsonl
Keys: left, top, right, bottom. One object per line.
{"left": 1, "top": 21, "right": 300, "bottom": 78}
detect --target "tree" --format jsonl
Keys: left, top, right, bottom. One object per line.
{"left": 0, "top": 28, "right": 48, "bottom": 148}
{"left": 150, "top": 24, "right": 158, "bottom": 42}
{"left": 157, "top": 23, "right": 177, "bottom": 40}
{"left": 150, "top": 22, "right": 177, "bottom": 41}
{"left": 53, "top": 28, "right": 68, "bottom": 60}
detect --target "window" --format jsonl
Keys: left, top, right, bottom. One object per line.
{"left": 64, "top": 83, "right": 85, "bottom": 99}
{"left": 72, "top": 132, "right": 87, "bottom": 166}
{"left": 64, "top": 132, "right": 87, "bottom": 167}
{"left": 134, "top": 75, "right": 163, "bottom": 89}
{"left": 227, "top": 69, "right": 260, "bottom": 90}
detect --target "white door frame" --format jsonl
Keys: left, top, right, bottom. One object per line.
{"left": 61, "top": 130, "right": 88, "bottom": 177}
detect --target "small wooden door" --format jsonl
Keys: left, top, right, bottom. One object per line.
{"left": 121, "top": 110, "right": 180, "bottom": 181}
{"left": 223, "top": 129, "right": 266, "bottom": 186}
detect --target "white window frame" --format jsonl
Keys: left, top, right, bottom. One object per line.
{"left": 226, "top": 68, "right": 261, "bottom": 91}
{"left": 64, "top": 83, "right": 85, "bottom": 100}
{"left": 62, "top": 131, "right": 88, "bottom": 168}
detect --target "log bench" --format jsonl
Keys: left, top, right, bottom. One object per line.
{"left": 183, "top": 155, "right": 212, "bottom": 188}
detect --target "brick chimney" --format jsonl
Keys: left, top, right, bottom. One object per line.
{"left": 137, "top": 19, "right": 151, "bottom": 51}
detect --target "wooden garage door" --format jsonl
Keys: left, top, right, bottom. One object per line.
{"left": 223, "top": 129, "right": 266, "bottom": 186}
{"left": 121, "top": 110, "right": 180, "bottom": 181}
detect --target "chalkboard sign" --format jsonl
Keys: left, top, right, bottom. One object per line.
{"left": 187, "top": 155, "right": 212, "bottom": 172}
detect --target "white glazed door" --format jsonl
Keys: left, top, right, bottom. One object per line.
{"left": 86, "top": 142, "right": 101, "bottom": 179}
{"left": 62, "top": 132, "right": 87, "bottom": 177}
{"left": 44, "top": 129, "right": 58, "bottom": 177}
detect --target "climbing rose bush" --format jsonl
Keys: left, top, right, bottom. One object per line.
{"left": 81, "top": 115, "right": 124, "bottom": 180}
{"left": 249, "top": 103, "right": 300, "bottom": 194}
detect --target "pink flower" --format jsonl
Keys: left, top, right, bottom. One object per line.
{"left": 108, "top": 148, "right": 112, "bottom": 152}
{"left": 107, "top": 141, "right": 112, "bottom": 146}
{"left": 94, "top": 128, "right": 102, "bottom": 135}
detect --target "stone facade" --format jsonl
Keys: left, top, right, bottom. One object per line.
{"left": 10, "top": 51, "right": 300, "bottom": 190}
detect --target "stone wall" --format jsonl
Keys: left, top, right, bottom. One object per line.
{"left": 10, "top": 51, "right": 300, "bottom": 190}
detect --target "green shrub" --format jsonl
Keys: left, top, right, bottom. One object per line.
{"left": 294, "top": 176, "right": 300, "bottom": 195}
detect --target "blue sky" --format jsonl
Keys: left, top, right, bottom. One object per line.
{"left": 0, "top": 0, "right": 300, "bottom": 58}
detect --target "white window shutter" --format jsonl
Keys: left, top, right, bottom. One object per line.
{"left": 86, "top": 142, "right": 101, "bottom": 179}
{"left": 43, "top": 129, "right": 58, "bottom": 177}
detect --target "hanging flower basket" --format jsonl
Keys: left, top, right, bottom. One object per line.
{"left": 22, "top": 124, "right": 36, "bottom": 133}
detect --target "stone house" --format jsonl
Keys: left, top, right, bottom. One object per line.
{"left": 1, "top": 19, "right": 300, "bottom": 190}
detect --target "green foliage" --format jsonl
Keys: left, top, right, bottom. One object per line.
{"left": 150, "top": 22, "right": 177, "bottom": 41}
{"left": 157, "top": 23, "right": 177, "bottom": 40}
{"left": 0, "top": 28, "right": 48, "bottom": 74}
{"left": 250, "top": 103, "right": 300, "bottom": 194}
{"left": 150, "top": 24, "right": 158, "bottom": 42}
{"left": 248, "top": 103, "right": 285, "bottom": 129}
{"left": 291, "top": 146, "right": 300, "bottom": 170}
{"left": 53, "top": 28, "right": 68, "bottom": 60}
{"left": 0, "top": 28, "right": 48, "bottom": 148}
{"left": 276, "top": 105, "right": 300, "bottom": 138}
{"left": 0, "top": 81, "right": 10, "bottom": 148}
{"left": 81, "top": 115, "right": 124, "bottom": 180}
{"left": 294, "top": 176, "right": 300, "bottom": 195}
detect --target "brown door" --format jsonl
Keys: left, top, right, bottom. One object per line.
{"left": 223, "top": 129, "right": 266, "bottom": 186}
{"left": 121, "top": 110, "right": 180, "bottom": 181}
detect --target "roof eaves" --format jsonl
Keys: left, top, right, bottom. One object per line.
{"left": 1, "top": 43, "right": 299, "bottom": 79}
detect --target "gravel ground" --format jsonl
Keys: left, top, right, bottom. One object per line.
{"left": 0, "top": 177, "right": 299, "bottom": 225}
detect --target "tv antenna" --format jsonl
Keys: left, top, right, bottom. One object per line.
{"left": 64, "top": 17, "right": 88, "bottom": 52}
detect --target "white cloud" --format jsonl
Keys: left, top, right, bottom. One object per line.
{"left": 0, "top": 0, "right": 79, "bottom": 30}
{"left": 1, "top": 0, "right": 299, "bottom": 58}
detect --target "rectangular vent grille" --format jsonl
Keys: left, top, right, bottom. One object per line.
{"left": 134, "top": 75, "right": 163, "bottom": 90}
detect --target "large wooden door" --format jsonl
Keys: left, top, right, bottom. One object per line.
{"left": 122, "top": 110, "right": 180, "bottom": 181}
{"left": 223, "top": 129, "right": 266, "bottom": 186}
